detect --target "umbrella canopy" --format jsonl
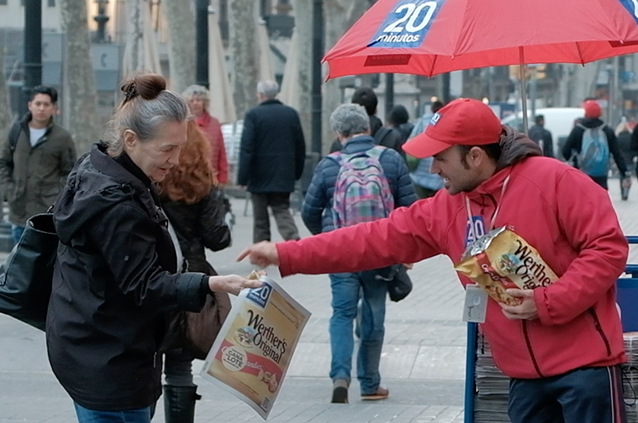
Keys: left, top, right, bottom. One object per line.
{"left": 208, "top": 13, "right": 237, "bottom": 123}
{"left": 122, "top": 0, "right": 161, "bottom": 76}
{"left": 258, "top": 20, "right": 275, "bottom": 82}
{"left": 323, "top": 0, "right": 638, "bottom": 79}
{"left": 279, "top": 29, "right": 299, "bottom": 108}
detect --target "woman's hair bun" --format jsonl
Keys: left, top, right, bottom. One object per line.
{"left": 120, "top": 73, "right": 167, "bottom": 103}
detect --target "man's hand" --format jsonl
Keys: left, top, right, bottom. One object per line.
{"left": 208, "top": 275, "right": 263, "bottom": 296}
{"left": 237, "top": 241, "right": 280, "bottom": 268}
{"left": 499, "top": 289, "right": 538, "bottom": 320}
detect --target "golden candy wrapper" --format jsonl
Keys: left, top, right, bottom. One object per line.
{"left": 454, "top": 227, "right": 558, "bottom": 306}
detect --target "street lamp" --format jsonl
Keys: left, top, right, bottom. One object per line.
{"left": 94, "top": 0, "right": 110, "bottom": 43}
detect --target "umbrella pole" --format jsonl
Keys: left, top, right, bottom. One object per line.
{"left": 518, "top": 47, "right": 529, "bottom": 135}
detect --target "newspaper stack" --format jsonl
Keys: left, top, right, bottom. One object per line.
{"left": 473, "top": 332, "right": 638, "bottom": 423}
{"left": 623, "top": 333, "right": 638, "bottom": 423}
{"left": 474, "top": 332, "right": 511, "bottom": 423}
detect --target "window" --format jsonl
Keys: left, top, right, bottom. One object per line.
{"left": 48, "top": 0, "right": 55, "bottom": 6}
{"left": 0, "top": 0, "right": 7, "bottom": 6}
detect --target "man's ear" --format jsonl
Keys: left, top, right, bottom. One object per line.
{"left": 468, "top": 146, "right": 487, "bottom": 166}
{"left": 123, "top": 130, "right": 137, "bottom": 149}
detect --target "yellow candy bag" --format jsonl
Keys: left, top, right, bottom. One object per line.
{"left": 454, "top": 227, "right": 558, "bottom": 306}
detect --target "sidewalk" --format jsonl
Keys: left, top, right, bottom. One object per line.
{"left": 1, "top": 180, "right": 637, "bottom": 423}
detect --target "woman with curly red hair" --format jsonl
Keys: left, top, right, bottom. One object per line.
{"left": 157, "top": 119, "right": 233, "bottom": 423}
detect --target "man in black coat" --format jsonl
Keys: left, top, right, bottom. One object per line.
{"left": 238, "top": 80, "right": 306, "bottom": 243}
{"left": 528, "top": 114, "right": 554, "bottom": 158}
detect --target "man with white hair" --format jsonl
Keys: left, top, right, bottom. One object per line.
{"left": 238, "top": 80, "right": 306, "bottom": 243}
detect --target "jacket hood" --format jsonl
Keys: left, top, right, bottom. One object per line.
{"left": 54, "top": 143, "right": 160, "bottom": 244}
{"left": 465, "top": 127, "right": 542, "bottom": 203}
{"left": 496, "top": 126, "right": 542, "bottom": 172}
{"left": 579, "top": 117, "right": 604, "bottom": 128}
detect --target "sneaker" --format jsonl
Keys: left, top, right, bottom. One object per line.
{"left": 361, "top": 386, "right": 389, "bottom": 401}
{"left": 331, "top": 379, "right": 349, "bottom": 404}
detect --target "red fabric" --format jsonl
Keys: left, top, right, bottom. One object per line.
{"left": 403, "top": 98, "right": 502, "bottom": 158}
{"left": 196, "top": 112, "right": 229, "bottom": 184}
{"left": 323, "top": 0, "right": 638, "bottom": 79}
{"left": 276, "top": 157, "right": 628, "bottom": 379}
{"left": 584, "top": 100, "right": 603, "bottom": 118}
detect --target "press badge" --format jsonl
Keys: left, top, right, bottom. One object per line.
{"left": 462, "top": 284, "right": 488, "bottom": 323}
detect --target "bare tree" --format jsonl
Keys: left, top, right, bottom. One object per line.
{"left": 59, "top": 0, "right": 100, "bottom": 155}
{"left": 228, "top": 0, "right": 259, "bottom": 119}
{"left": 0, "top": 30, "right": 12, "bottom": 138}
{"left": 291, "top": 0, "right": 312, "bottom": 143}
{"left": 124, "top": 0, "right": 144, "bottom": 72}
{"left": 163, "top": 0, "right": 196, "bottom": 93}
{"left": 322, "top": 0, "right": 369, "bottom": 152}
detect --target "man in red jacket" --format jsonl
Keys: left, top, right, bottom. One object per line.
{"left": 238, "top": 98, "right": 629, "bottom": 423}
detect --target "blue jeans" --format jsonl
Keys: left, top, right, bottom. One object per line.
{"left": 74, "top": 403, "right": 154, "bottom": 423}
{"left": 329, "top": 271, "right": 387, "bottom": 395}
{"left": 11, "top": 224, "right": 24, "bottom": 245}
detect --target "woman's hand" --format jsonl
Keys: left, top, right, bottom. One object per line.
{"left": 209, "top": 275, "right": 263, "bottom": 296}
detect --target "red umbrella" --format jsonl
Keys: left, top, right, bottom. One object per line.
{"left": 323, "top": 0, "right": 638, "bottom": 127}
{"left": 324, "top": 0, "right": 638, "bottom": 79}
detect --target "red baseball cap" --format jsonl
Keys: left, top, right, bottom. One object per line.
{"left": 583, "top": 100, "right": 602, "bottom": 119}
{"left": 402, "top": 98, "right": 503, "bottom": 158}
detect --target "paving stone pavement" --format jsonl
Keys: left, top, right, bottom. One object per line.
{"left": 0, "top": 180, "right": 637, "bottom": 423}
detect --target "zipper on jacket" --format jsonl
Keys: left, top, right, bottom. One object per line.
{"left": 522, "top": 321, "right": 544, "bottom": 377}
{"left": 153, "top": 352, "right": 157, "bottom": 368}
{"left": 589, "top": 308, "right": 612, "bottom": 356}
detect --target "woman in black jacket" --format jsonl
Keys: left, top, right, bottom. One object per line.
{"left": 157, "top": 120, "right": 232, "bottom": 422}
{"left": 46, "top": 74, "right": 261, "bottom": 423}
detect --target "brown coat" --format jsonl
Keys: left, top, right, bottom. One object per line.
{"left": 0, "top": 113, "right": 76, "bottom": 225}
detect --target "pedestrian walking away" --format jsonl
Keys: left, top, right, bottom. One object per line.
{"left": 528, "top": 114, "right": 555, "bottom": 158}
{"left": 406, "top": 100, "right": 445, "bottom": 199}
{"left": 329, "top": 87, "right": 402, "bottom": 155}
{"left": 562, "top": 99, "right": 630, "bottom": 191}
{"left": 237, "top": 80, "right": 306, "bottom": 243}
{"left": 301, "top": 104, "right": 416, "bottom": 404}
{"left": 46, "top": 73, "right": 261, "bottom": 423}
{"left": 0, "top": 85, "right": 76, "bottom": 245}
{"left": 616, "top": 118, "right": 635, "bottom": 200}
{"left": 239, "top": 98, "right": 629, "bottom": 423}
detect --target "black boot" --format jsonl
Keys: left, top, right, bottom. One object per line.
{"left": 163, "top": 385, "right": 201, "bottom": 423}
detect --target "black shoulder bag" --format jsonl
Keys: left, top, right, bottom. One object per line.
{"left": 0, "top": 213, "right": 58, "bottom": 330}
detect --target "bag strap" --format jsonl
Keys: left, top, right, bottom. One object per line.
{"left": 373, "top": 127, "right": 391, "bottom": 146}
{"left": 8, "top": 120, "right": 21, "bottom": 154}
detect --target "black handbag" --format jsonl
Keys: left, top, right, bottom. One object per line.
{"left": 0, "top": 213, "right": 58, "bottom": 331}
{"left": 376, "top": 264, "right": 413, "bottom": 302}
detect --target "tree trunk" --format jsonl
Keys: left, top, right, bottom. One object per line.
{"left": 322, "top": 0, "right": 369, "bottom": 153}
{"left": 291, "top": 0, "right": 312, "bottom": 144}
{"left": 124, "top": 0, "right": 145, "bottom": 73}
{"left": 229, "top": 0, "right": 259, "bottom": 119}
{"left": 0, "top": 30, "right": 12, "bottom": 138}
{"left": 163, "top": 0, "right": 196, "bottom": 93}
{"left": 59, "top": 0, "right": 100, "bottom": 155}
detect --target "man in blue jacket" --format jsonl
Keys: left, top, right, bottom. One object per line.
{"left": 301, "top": 104, "right": 416, "bottom": 404}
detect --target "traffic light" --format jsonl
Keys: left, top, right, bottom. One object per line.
{"left": 536, "top": 64, "right": 547, "bottom": 79}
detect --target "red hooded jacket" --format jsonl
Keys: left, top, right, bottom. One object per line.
{"left": 276, "top": 149, "right": 628, "bottom": 379}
